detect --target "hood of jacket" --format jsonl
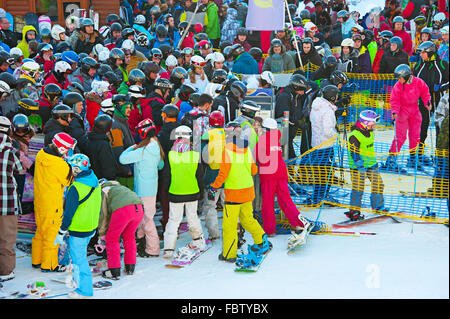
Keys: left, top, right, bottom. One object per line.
{"left": 268, "top": 44, "right": 287, "bottom": 56}
{"left": 74, "top": 169, "right": 99, "bottom": 188}
{"left": 226, "top": 8, "right": 238, "bottom": 21}
{"left": 311, "top": 96, "right": 337, "bottom": 112}
{"left": 21, "top": 25, "right": 37, "bottom": 42}
{"left": 85, "top": 92, "right": 103, "bottom": 104}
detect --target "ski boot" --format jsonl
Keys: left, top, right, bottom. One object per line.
{"left": 218, "top": 252, "right": 236, "bottom": 263}
{"left": 247, "top": 234, "right": 273, "bottom": 257}
{"left": 124, "top": 264, "right": 135, "bottom": 275}
{"left": 187, "top": 235, "right": 206, "bottom": 252}
{"left": 287, "top": 216, "right": 312, "bottom": 249}
{"left": 381, "top": 155, "right": 407, "bottom": 174}
{"left": 102, "top": 268, "right": 120, "bottom": 280}
{"left": 345, "top": 210, "right": 365, "bottom": 221}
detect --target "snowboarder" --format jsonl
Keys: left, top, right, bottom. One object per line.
{"left": 54, "top": 154, "right": 101, "bottom": 298}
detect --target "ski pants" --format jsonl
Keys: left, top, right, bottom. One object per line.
{"left": 350, "top": 167, "right": 385, "bottom": 211}
{"left": 106, "top": 204, "right": 144, "bottom": 269}
{"left": 260, "top": 178, "right": 303, "bottom": 235}
{"left": 222, "top": 201, "right": 265, "bottom": 259}
{"left": 0, "top": 215, "right": 17, "bottom": 276}
{"left": 69, "top": 234, "right": 94, "bottom": 297}
{"left": 32, "top": 204, "right": 62, "bottom": 270}
{"left": 137, "top": 196, "right": 160, "bottom": 255}
{"left": 163, "top": 201, "right": 203, "bottom": 251}
{"left": 389, "top": 110, "right": 422, "bottom": 153}
{"left": 308, "top": 147, "right": 335, "bottom": 204}
{"left": 202, "top": 188, "right": 224, "bottom": 239}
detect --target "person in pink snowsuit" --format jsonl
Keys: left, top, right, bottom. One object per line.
{"left": 254, "top": 118, "right": 307, "bottom": 236}
{"left": 388, "top": 66, "right": 431, "bottom": 154}
{"left": 383, "top": 64, "right": 431, "bottom": 172}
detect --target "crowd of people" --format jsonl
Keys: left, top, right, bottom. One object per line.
{"left": 0, "top": 0, "right": 449, "bottom": 298}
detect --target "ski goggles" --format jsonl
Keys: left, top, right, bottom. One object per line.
{"left": 192, "top": 61, "right": 207, "bottom": 67}
{"left": 199, "top": 42, "right": 212, "bottom": 50}
{"left": 152, "top": 52, "right": 163, "bottom": 59}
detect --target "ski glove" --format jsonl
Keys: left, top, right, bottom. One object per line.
{"left": 207, "top": 186, "right": 217, "bottom": 201}
{"left": 54, "top": 229, "right": 67, "bottom": 246}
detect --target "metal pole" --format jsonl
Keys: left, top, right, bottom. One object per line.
{"left": 177, "top": 1, "right": 201, "bottom": 49}
{"left": 284, "top": 0, "right": 304, "bottom": 70}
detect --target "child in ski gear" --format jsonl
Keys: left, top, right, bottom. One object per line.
{"left": 209, "top": 121, "right": 270, "bottom": 262}
{"left": 32, "top": 132, "right": 74, "bottom": 272}
{"left": 163, "top": 125, "right": 205, "bottom": 259}
{"left": 0, "top": 116, "right": 23, "bottom": 282}
{"left": 347, "top": 111, "right": 386, "bottom": 221}
{"left": 98, "top": 180, "right": 144, "bottom": 279}
{"left": 383, "top": 64, "right": 431, "bottom": 172}
{"left": 200, "top": 111, "right": 226, "bottom": 240}
{"left": 255, "top": 118, "right": 311, "bottom": 242}
{"left": 119, "top": 119, "right": 164, "bottom": 257}
{"left": 54, "top": 154, "right": 101, "bottom": 298}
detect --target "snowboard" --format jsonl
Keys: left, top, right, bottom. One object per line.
{"left": 0, "top": 289, "right": 29, "bottom": 299}
{"left": 235, "top": 246, "right": 272, "bottom": 273}
{"left": 287, "top": 222, "right": 315, "bottom": 255}
{"left": 93, "top": 280, "right": 112, "bottom": 290}
{"left": 332, "top": 214, "right": 391, "bottom": 228}
{"left": 165, "top": 240, "right": 212, "bottom": 269}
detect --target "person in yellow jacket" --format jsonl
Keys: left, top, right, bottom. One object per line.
{"left": 17, "top": 25, "right": 38, "bottom": 59}
{"left": 32, "top": 132, "right": 75, "bottom": 272}
{"left": 208, "top": 121, "right": 271, "bottom": 262}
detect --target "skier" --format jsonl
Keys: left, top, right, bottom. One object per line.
{"left": 382, "top": 64, "right": 431, "bottom": 172}
{"left": 255, "top": 117, "right": 311, "bottom": 246}
{"left": 162, "top": 125, "right": 206, "bottom": 259}
{"left": 119, "top": 119, "right": 165, "bottom": 257}
{"left": 234, "top": 100, "right": 261, "bottom": 151}
{"left": 98, "top": 179, "right": 144, "bottom": 280}
{"left": 200, "top": 111, "right": 226, "bottom": 240}
{"left": 346, "top": 110, "right": 388, "bottom": 221}
{"left": 32, "top": 132, "right": 75, "bottom": 272}
{"left": 208, "top": 121, "right": 271, "bottom": 263}
{"left": 54, "top": 154, "right": 101, "bottom": 298}
{"left": 0, "top": 116, "right": 23, "bottom": 282}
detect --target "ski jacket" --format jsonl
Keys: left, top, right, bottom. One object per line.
{"left": 310, "top": 96, "right": 337, "bottom": 149}
{"left": 389, "top": 76, "right": 431, "bottom": 116}
{"left": 393, "top": 30, "right": 413, "bottom": 55}
{"left": 232, "top": 51, "right": 260, "bottom": 75}
{"left": 17, "top": 25, "right": 37, "bottom": 58}
{"left": 254, "top": 129, "right": 288, "bottom": 183}
{"left": 86, "top": 131, "right": 118, "bottom": 181}
{"left": 119, "top": 139, "right": 164, "bottom": 197}
{"left": 379, "top": 49, "right": 409, "bottom": 74}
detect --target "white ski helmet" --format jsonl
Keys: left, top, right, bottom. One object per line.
{"left": 121, "top": 39, "right": 135, "bottom": 53}
{"left": 99, "top": 25, "right": 110, "bottom": 38}
{"left": 0, "top": 80, "right": 11, "bottom": 94}
{"left": 134, "top": 14, "right": 146, "bottom": 25}
{"left": 21, "top": 61, "right": 41, "bottom": 77}
{"left": 137, "top": 34, "right": 149, "bottom": 48}
{"left": 165, "top": 54, "right": 178, "bottom": 67}
{"left": 54, "top": 61, "right": 72, "bottom": 74}
{"left": 262, "top": 118, "right": 277, "bottom": 130}
{"left": 190, "top": 55, "right": 206, "bottom": 67}
{"left": 10, "top": 47, "right": 24, "bottom": 60}
{"left": 92, "top": 43, "right": 106, "bottom": 58}
{"left": 100, "top": 98, "right": 114, "bottom": 116}
{"left": 304, "top": 21, "right": 318, "bottom": 33}
{"left": 128, "top": 85, "right": 146, "bottom": 99}
{"left": 51, "top": 24, "right": 66, "bottom": 41}
{"left": 260, "top": 71, "right": 274, "bottom": 86}
{"left": 210, "top": 51, "right": 225, "bottom": 66}
{"left": 98, "top": 49, "right": 110, "bottom": 63}
{"left": 0, "top": 116, "right": 12, "bottom": 134}
{"left": 341, "top": 38, "right": 354, "bottom": 48}
{"left": 172, "top": 125, "right": 192, "bottom": 140}
{"left": 91, "top": 80, "right": 110, "bottom": 95}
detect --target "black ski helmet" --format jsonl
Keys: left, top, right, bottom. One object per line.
{"left": 94, "top": 114, "right": 113, "bottom": 133}
{"left": 321, "top": 85, "right": 339, "bottom": 103}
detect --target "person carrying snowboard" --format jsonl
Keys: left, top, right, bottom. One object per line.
{"left": 208, "top": 121, "right": 271, "bottom": 263}
{"left": 54, "top": 154, "right": 101, "bottom": 298}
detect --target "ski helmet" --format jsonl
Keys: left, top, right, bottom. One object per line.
{"left": 136, "top": 118, "right": 156, "bottom": 140}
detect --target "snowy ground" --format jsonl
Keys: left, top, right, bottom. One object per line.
{"left": 3, "top": 206, "right": 448, "bottom": 300}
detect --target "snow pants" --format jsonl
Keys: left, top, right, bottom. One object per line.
{"left": 137, "top": 196, "right": 160, "bottom": 255}
{"left": 202, "top": 189, "right": 223, "bottom": 239}
{"left": 350, "top": 167, "right": 385, "bottom": 211}
{"left": 389, "top": 110, "right": 422, "bottom": 153}
{"left": 69, "top": 234, "right": 94, "bottom": 297}
{"left": 106, "top": 204, "right": 144, "bottom": 269}
{"left": 260, "top": 178, "right": 303, "bottom": 235}
{"left": 0, "top": 215, "right": 17, "bottom": 276}
{"left": 32, "top": 204, "right": 62, "bottom": 270}
{"left": 222, "top": 201, "right": 265, "bottom": 259}
{"left": 163, "top": 201, "right": 203, "bottom": 251}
